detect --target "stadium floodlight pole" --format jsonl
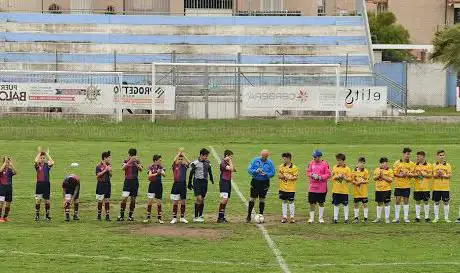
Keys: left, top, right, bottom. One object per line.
{"left": 151, "top": 63, "right": 156, "bottom": 123}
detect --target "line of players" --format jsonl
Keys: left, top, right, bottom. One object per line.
{"left": 0, "top": 146, "right": 459, "bottom": 224}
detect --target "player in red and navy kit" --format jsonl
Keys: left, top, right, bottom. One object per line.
{"left": 217, "top": 150, "right": 236, "bottom": 223}
{"left": 170, "top": 149, "right": 190, "bottom": 224}
{"left": 96, "top": 151, "right": 112, "bottom": 221}
{"left": 144, "top": 155, "right": 165, "bottom": 223}
{"left": 62, "top": 170, "right": 80, "bottom": 222}
{"left": 34, "top": 148, "right": 55, "bottom": 221}
{"left": 0, "top": 156, "right": 17, "bottom": 222}
{"left": 118, "top": 148, "right": 143, "bottom": 221}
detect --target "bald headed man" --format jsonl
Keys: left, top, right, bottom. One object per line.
{"left": 246, "top": 150, "right": 275, "bottom": 223}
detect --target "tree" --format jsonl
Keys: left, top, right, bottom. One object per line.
{"left": 368, "top": 12, "right": 413, "bottom": 62}
{"left": 431, "top": 24, "right": 460, "bottom": 72}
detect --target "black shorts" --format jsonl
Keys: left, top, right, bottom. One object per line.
{"left": 413, "top": 191, "right": 430, "bottom": 202}
{"left": 64, "top": 186, "right": 80, "bottom": 200}
{"left": 122, "top": 178, "right": 139, "bottom": 197}
{"left": 250, "top": 179, "right": 269, "bottom": 199}
{"left": 193, "top": 179, "right": 208, "bottom": 198}
{"left": 0, "top": 185, "right": 13, "bottom": 202}
{"left": 354, "top": 197, "right": 369, "bottom": 204}
{"left": 171, "top": 181, "right": 187, "bottom": 200}
{"left": 96, "top": 182, "right": 111, "bottom": 199}
{"left": 278, "top": 191, "right": 295, "bottom": 201}
{"left": 394, "top": 188, "right": 410, "bottom": 198}
{"left": 308, "top": 192, "right": 326, "bottom": 204}
{"left": 35, "top": 181, "right": 51, "bottom": 200}
{"left": 148, "top": 182, "right": 163, "bottom": 200}
{"left": 375, "top": 190, "right": 391, "bottom": 203}
{"left": 219, "top": 179, "right": 231, "bottom": 199}
{"left": 332, "top": 193, "right": 349, "bottom": 206}
{"left": 432, "top": 191, "right": 450, "bottom": 202}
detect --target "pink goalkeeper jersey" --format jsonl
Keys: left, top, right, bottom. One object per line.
{"left": 306, "top": 160, "right": 331, "bottom": 193}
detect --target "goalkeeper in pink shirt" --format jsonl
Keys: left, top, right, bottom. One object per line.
{"left": 306, "top": 150, "right": 330, "bottom": 223}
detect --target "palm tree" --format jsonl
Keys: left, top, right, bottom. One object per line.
{"left": 431, "top": 24, "right": 460, "bottom": 72}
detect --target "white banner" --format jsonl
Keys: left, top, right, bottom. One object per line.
{"left": 0, "top": 83, "right": 114, "bottom": 108}
{"left": 457, "top": 87, "right": 460, "bottom": 112}
{"left": 113, "top": 85, "right": 175, "bottom": 110}
{"left": 242, "top": 86, "right": 387, "bottom": 114}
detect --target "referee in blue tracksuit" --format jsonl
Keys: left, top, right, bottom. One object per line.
{"left": 246, "top": 150, "right": 275, "bottom": 223}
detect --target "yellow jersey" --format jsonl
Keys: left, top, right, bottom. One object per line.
{"left": 432, "top": 162, "right": 452, "bottom": 191}
{"left": 393, "top": 160, "right": 416, "bottom": 189}
{"left": 331, "top": 165, "right": 352, "bottom": 194}
{"left": 413, "top": 162, "right": 433, "bottom": 192}
{"left": 278, "top": 163, "right": 299, "bottom": 193}
{"left": 373, "top": 167, "right": 394, "bottom": 192}
{"left": 352, "top": 168, "right": 369, "bottom": 198}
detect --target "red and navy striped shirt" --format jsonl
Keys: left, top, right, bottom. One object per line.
{"left": 35, "top": 162, "right": 52, "bottom": 182}
{"left": 96, "top": 162, "right": 111, "bottom": 183}
{"left": 220, "top": 160, "right": 232, "bottom": 181}
{"left": 0, "top": 168, "right": 15, "bottom": 185}
{"left": 148, "top": 164, "right": 163, "bottom": 183}
{"left": 172, "top": 163, "right": 188, "bottom": 183}
{"left": 123, "top": 159, "right": 140, "bottom": 180}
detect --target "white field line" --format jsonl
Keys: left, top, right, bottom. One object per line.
{"left": 209, "top": 146, "right": 291, "bottom": 273}
{"left": 0, "top": 249, "right": 272, "bottom": 267}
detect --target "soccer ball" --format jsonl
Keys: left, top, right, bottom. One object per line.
{"left": 70, "top": 162, "right": 79, "bottom": 168}
{"left": 254, "top": 214, "right": 265, "bottom": 224}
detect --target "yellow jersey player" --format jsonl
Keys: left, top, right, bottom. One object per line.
{"left": 352, "top": 157, "right": 369, "bottom": 224}
{"left": 413, "top": 151, "right": 432, "bottom": 223}
{"left": 372, "top": 157, "right": 394, "bottom": 224}
{"left": 331, "top": 153, "right": 352, "bottom": 224}
{"left": 432, "top": 150, "right": 452, "bottom": 223}
{"left": 393, "top": 147, "right": 416, "bottom": 223}
{"left": 277, "top": 153, "right": 299, "bottom": 223}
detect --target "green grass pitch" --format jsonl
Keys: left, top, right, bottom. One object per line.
{"left": 0, "top": 118, "right": 459, "bottom": 273}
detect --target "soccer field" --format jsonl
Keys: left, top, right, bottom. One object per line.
{"left": 0, "top": 118, "right": 459, "bottom": 273}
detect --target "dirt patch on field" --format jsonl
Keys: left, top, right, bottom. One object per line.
{"left": 130, "top": 225, "right": 223, "bottom": 241}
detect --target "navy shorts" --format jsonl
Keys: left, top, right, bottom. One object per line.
{"left": 394, "top": 188, "right": 410, "bottom": 198}
{"left": 148, "top": 182, "right": 163, "bottom": 200}
{"left": 308, "top": 192, "right": 326, "bottom": 204}
{"left": 219, "top": 179, "right": 231, "bottom": 198}
{"left": 332, "top": 193, "right": 349, "bottom": 206}
{"left": 0, "top": 185, "right": 13, "bottom": 202}
{"left": 432, "top": 191, "right": 449, "bottom": 202}
{"left": 193, "top": 179, "right": 208, "bottom": 198}
{"left": 250, "top": 179, "right": 269, "bottom": 199}
{"left": 96, "top": 182, "right": 111, "bottom": 199}
{"left": 354, "top": 197, "right": 369, "bottom": 204}
{"left": 278, "top": 191, "right": 295, "bottom": 201}
{"left": 64, "top": 186, "right": 80, "bottom": 199}
{"left": 35, "top": 181, "right": 51, "bottom": 200}
{"left": 375, "top": 190, "right": 391, "bottom": 203}
{"left": 413, "top": 191, "right": 430, "bottom": 202}
{"left": 122, "top": 178, "right": 139, "bottom": 197}
{"left": 171, "top": 181, "right": 187, "bottom": 200}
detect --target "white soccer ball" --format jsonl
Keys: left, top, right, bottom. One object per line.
{"left": 254, "top": 214, "right": 265, "bottom": 224}
{"left": 70, "top": 162, "right": 79, "bottom": 168}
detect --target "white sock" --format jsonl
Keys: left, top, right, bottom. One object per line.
{"left": 458, "top": 205, "right": 460, "bottom": 218}
{"left": 289, "top": 202, "right": 295, "bottom": 218}
{"left": 424, "top": 204, "right": 430, "bottom": 219}
{"left": 434, "top": 204, "right": 439, "bottom": 219}
{"left": 376, "top": 206, "right": 382, "bottom": 219}
{"left": 281, "top": 202, "right": 287, "bottom": 218}
{"left": 363, "top": 207, "right": 369, "bottom": 219}
{"left": 384, "top": 205, "right": 390, "bottom": 220}
{"left": 444, "top": 204, "right": 449, "bottom": 220}
{"left": 415, "top": 204, "right": 421, "bottom": 218}
{"left": 309, "top": 211, "right": 315, "bottom": 220}
{"left": 319, "top": 207, "right": 324, "bottom": 219}
{"left": 403, "top": 204, "right": 409, "bottom": 220}
{"left": 333, "top": 206, "right": 339, "bottom": 220}
{"left": 344, "top": 205, "right": 349, "bottom": 220}
{"left": 395, "top": 204, "right": 401, "bottom": 219}
{"left": 354, "top": 208, "right": 359, "bottom": 218}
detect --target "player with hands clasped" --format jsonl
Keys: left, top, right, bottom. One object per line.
{"left": 217, "top": 150, "right": 236, "bottom": 223}
{"left": 189, "top": 148, "right": 214, "bottom": 223}
{"left": 34, "top": 147, "right": 55, "bottom": 221}
{"left": 0, "top": 156, "right": 17, "bottom": 222}
{"left": 306, "top": 150, "right": 330, "bottom": 224}
{"left": 118, "top": 148, "right": 143, "bottom": 222}
{"left": 144, "top": 155, "right": 166, "bottom": 224}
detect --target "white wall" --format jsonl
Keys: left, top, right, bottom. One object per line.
{"left": 407, "top": 63, "right": 447, "bottom": 107}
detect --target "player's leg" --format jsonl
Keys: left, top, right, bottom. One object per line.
{"left": 258, "top": 181, "right": 269, "bottom": 216}
{"left": 64, "top": 193, "right": 72, "bottom": 222}
{"left": 0, "top": 198, "right": 4, "bottom": 222}
{"left": 34, "top": 194, "right": 42, "bottom": 221}
{"left": 393, "top": 191, "right": 402, "bottom": 223}
{"left": 171, "top": 198, "right": 179, "bottom": 224}
{"left": 279, "top": 191, "right": 288, "bottom": 223}
{"left": 144, "top": 195, "right": 154, "bottom": 222}
{"left": 127, "top": 181, "right": 139, "bottom": 221}
{"left": 104, "top": 197, "right": 111, "bottom": 221}
{"left": 3, "top": 201, "right": 11, "bottom": 221}
{"left": 96, "top": 194, "right": 104, "bottom": 220}
{"left": 432, "top": 191, "right": 440, "bottom": 223}
{"left": 155, "top": 183, "right": 164, "bottom": 223}
{"left": 246, "top": 180, "right": 257, "bottom": 222}
{"left": 118, "top": 193, "right": 129, "bottom": 221}
{"left": 442, "top": 192, "right": 450, "bottom": 222}
{"left": 402, "top": 192, "right": 410, "bottom": 223}
{"left": 414, "top": 192, "right": 421, "bottom": 222}
{"left": 73, "top": 199, "right": 80, "bottom": 220}
{"left": 199, "top": 182, "right": 208, "bottom": 219}
{"left": 343, "top": 195, "right": 349, "bottom": 224}
{"left": 218, "top": 193, "right": 229, "bottom": 223}
{"left": 422, "top": 192, "right": 430, "bottom": 222}
{"left": 362, "top": 199, "right": 369, "bottom": 223}
{"left": 288, "top": 193, "right": 295, "bottom": 223}
{"left": 332, "top": 194, "right": 339, "bottom": 223}
{"left": 456, "top": 204, "right": 460, "bottom": 223}
{"left": 179, "top": 183, "right": 188, "bottom": 223}
{"left": 353, "top": 199, "right": 360, "bottom": 223}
